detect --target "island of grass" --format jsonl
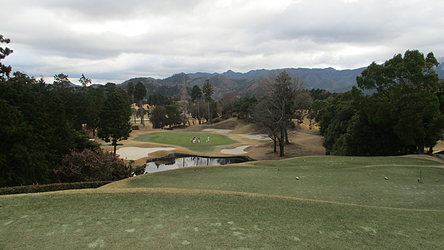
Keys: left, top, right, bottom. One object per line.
{"left": 134, "top": 132, "right": 237, "bottom": 152}
{"left": 1, "top": 156, "right": 444, "bottom": 249}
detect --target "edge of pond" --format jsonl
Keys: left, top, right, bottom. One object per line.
{"left": 147, "top": 152, "right": 255, "bottom": 163}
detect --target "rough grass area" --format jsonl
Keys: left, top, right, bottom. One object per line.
{"left": 133, "top": 132, "right": 237, "bottom": 152}
{"left": 1, "top": 155, "right": 443, "bottom": 249}
{"left": 204, "top": 118, "right": 240, "bottom": 130}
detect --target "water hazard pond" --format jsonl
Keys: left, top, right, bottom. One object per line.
{"left": 141, "top": 155, "right": 253, "bottom": 174}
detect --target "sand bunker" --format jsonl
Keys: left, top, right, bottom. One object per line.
{"left": 238, "top": 134, "right": 270, "bottom": 141}
{"left": 202, "top": 129, "right": 233, "bottom": 133}
{"left": 221, "top": 145, "right": 251, "bottom": 155}
{"left": 117, "top": 147, "right": 175, "bottom": 160}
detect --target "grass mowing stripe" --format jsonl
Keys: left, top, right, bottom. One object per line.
{"left": 5, "top": 187, "right": 443, "bottom": 212}
{"left": 2, "top": 155, "right": 444, "bottom": 249}
{"left": 122, "top": 155, "right": 444, "bottom": 210}
{"left": 2, "top": 191, "right": 443, "bottom": 249}
{"left": 339, "top": 164, "right": 444, "bottom": 171}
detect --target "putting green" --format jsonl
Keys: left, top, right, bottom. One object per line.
{"left": 134, "top": 132, "right": 237, "bottom": 152}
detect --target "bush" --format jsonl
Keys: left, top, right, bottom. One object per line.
{"left": 0, "top": 181, "right": 111, "bottom": 195}
{"left": 54, "top": 149, "right": 130, "bottom": 182}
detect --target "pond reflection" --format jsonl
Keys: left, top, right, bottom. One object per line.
{"left": 144, "top": 156, "right": 242, "bottom": 174}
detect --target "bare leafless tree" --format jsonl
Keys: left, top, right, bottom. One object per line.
{"left": 253, "top": 71, "right": 309, "bottom": 156}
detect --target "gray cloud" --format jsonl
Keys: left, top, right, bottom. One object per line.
{"left": 1, "top": 0, "right": 444, "bottom": 84}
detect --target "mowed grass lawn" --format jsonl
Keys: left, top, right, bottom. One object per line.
{"left": 1, "top": 156, "right": 444, "bottom": 249}
{"left": 127, "top": 156, "right": 444, "bottom": 210}
{"left": 134, "top": 132, "right": 237, "bottom": 152}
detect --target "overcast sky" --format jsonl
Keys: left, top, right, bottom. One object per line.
{"left": 1, "top": 0, "right": 444, "bottom": 84}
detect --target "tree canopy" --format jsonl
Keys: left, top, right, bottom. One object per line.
{"left": 134, "top": 82, "right": 147, "bottom": 125}
{"left": 191, "top": 85, "right": 202, "bottom": 102}
{"left": 312, "top": 50, "right": 444, "bottom": 155}
{"left": 79, "top": 74, "right": 92, "bottom": 87}
{"left": 134, "top": 82, "right": 147, "bottom": 101}
{"left": 0, "top": 35, "right": 13, "bottom": 79}
{"left": 202, "top": 80, "right": 213, "bottom": 101}
{"left": 150, "top": 104, "right": 183, "bottom": 129}
{"left": 0, "top": 72, "right": 100, "bottom": 186}
{"left": 253, "top": 71, "right": 306, "bottom": 156}
{"left": 98, "top": 86, "right": 132, "bottom": 156}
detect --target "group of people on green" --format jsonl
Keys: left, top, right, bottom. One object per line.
{"left": 190, "top": 136, "right": 210, "bottom": 144}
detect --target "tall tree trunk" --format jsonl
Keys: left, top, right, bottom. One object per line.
{"left": 273, "top": 136, "right": 277, "bottom": 153}
{"left": 197, "top": 102, "right": 200, "bottom": 124}
{"left": 139, "top": 100, "right": 144, "bottom": 126}
{"left": 208, "top": 101, "right": 211, "bottom": 123}
{"left": 417, "top": 139, "right": 425, "bottom": 154}
{"left": 113, "top": 138, "right": 117, "bottom": 157}
{"left": 285, "top": 128, "right": 290, "bottom": 144}
{"left": 428, "top": 146, "right": 433, "bottom": 154}
{"left": 279, "top": 129, "right": 285, "bottom": 157}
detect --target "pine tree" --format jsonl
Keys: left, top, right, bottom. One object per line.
{"left": 98, "top": 87, "right": 132, "bottom": 156}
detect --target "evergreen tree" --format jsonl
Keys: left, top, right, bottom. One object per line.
{"left": 126, "top": 82, "right": 135, "bottom": 103}
{"left": 190, "top": 85, "right": 203, "bottom": 123}
{"left": 134, "top": 82, "right": 147, "bottom": 125}
{"left": 79, "top": 74, "right": 92, "bottom": 87}
{"left": 191, "top": 85, "right": 202, "bottom": 102}
{"left": 165, "top": 104, "right": 182, "bottom": 128}
{"left": 313, "top": 50, "right": 444, "bottom": 155}
{"left": 53, "top": 73, "right": 71, "bottom": 87}
{"left": 0, "top": 35, "right": 13, "bottom": 79}
{"left": 98, "top": 87, "right": 132, "bottom": 156}
{"left": 150, "top": 105, "right": 166, "bottom": 129}
{"left": 202, "top": 80, "right": 214, "bottom": 123}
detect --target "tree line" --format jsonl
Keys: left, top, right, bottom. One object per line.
{"left": 0, "top": 36, "right": 132, "bottom": 186}
{"left": 3, "top": 32, "right": 443, "bottom": 187}
{"left": 130, "top": 50, "right": 444, "bottom": 157}
{"left": 310, "top": 50, "right": 444, "bottom": 155}
{"left": 125, "top": 72, "right": 312, "bottom": 157}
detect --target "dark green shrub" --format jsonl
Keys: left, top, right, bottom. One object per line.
{"left": 0, "top": 181, "right": 111, "bottom": 195}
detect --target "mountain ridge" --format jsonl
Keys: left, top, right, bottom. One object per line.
{"left": 121, "top": 62, "right": 444, "bottom": 99}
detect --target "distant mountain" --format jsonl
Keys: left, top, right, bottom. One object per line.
{"left": 121, "top": 77, "right": 184, "bottom": 97}
{"left": 121, "top": 62, "right": 444, "bottom": 99}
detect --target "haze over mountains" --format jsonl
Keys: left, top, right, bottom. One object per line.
{"left": 121, "top": 60, "right": 444, "bottom": 99}
{"left": 121, "top": 67, "right": 365, "bottom": 99}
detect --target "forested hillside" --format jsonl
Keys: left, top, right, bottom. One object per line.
{"left": 121, "top": 61, "right": 444, "bottom": 99}
{"left": 121, "top": 67, "right": 365, "bottom": 99}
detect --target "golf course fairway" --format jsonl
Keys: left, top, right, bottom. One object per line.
{"left": 1, "top": 155, "right": 443, "bottom": 249}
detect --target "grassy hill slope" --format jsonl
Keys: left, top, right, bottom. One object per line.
{"left": 1, "top": 156, "right": 443, "bottom": 249}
